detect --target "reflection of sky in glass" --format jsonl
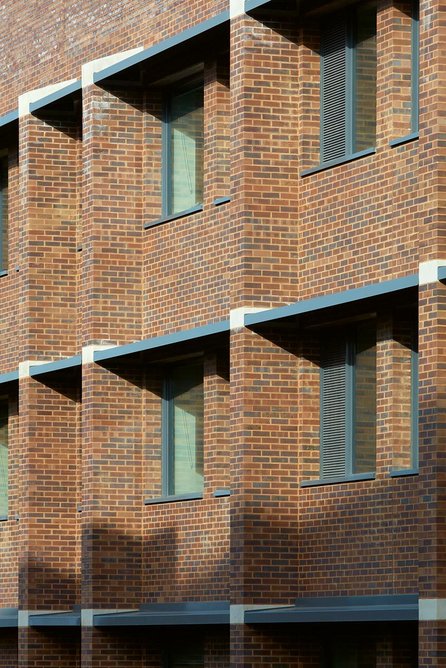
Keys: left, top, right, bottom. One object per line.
{"left": 169, "top": 87, "right": 203, "bottom": 215}
{"left": 171, "top": 366, "right": 203, "bottom": 496}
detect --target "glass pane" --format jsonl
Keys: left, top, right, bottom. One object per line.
{"left": 171, "top": 364, "right": 204, "bottom": 495}
{"left": 0, "top": 154, "right": 8, "bottom": 271}
{"left": 169, "top": 85, "right": 203, "bottom": 215}
{"left": 353, "top": 323, "right": 376, "bottom": 474}
{"left": 0, "top": 400, "right": 8, "bottom": 518}
{"left": 354, "top": 5, "right": 376, "bottom": 152}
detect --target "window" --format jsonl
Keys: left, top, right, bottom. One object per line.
{"left": 0, "top": 151, "right": 8, "bottom": 272}
{"left": 410, "top": 328, "right": 418, "bottom": 469}
{"left": 162, "top": 362, "right": 204, "bottom": 497}
{"left": 323, "top": 636, "right": 376, "bottom": 667}
{"left": 165, "top": 643, "right": 204, "bottom": 668}
{"left": 0, "top": 398, "right": 8, "bottom": 519}
{"left": 411, "top": 0, "right": 420, "bottom": 134}
{"left": 163, "top": 79, "right": 204, "bottom": 217}
{"left": 320, "top": 323, "right": 376, "bottom": 480}
{"left": 320, "top": 3, "right": 377, "bottom": 164}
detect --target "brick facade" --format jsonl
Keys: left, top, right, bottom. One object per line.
{"left": 0, "top": 0, "right": 441, "bottom": 665}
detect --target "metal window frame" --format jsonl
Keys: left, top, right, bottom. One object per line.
{"left": 162, "top": 77, "right": 204, "bottom": 219}
{"left": 162, "top": 360, "right": 204, "bottom": 497}
{"left": 0, "top": 152, "right": 8, "bottom": 273}
{"left": 320, "top": 5, "right": 376, "bottom": 164}
{"left": 411, "top": 0, "right": 420, "bottom": 135}
{"left": 0, "top": 394, "right": 9, "bottom": 520}
{"left": 411, "top": 327, "right": 419, "bottom": 470}
{"left": 320, "top": 324, "right": 375, "bottom": 481}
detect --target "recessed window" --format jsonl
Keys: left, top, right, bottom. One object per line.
{"left": 320, "top": 3, "right": 377, "bottom": 163}
{"left": 166, "top": 643, "right": 204, "bottom": 668}
{"left": 0, "top": 152, "right": 8, "bottom": 272}
{"left": 0, "top": 397, "right": 8, "bottom": 518}
{"left": 164, "top": 80, "right": 204, "bottom": 217}
{"left": 411, "top": 0, "right": 420, "bottom": 134}
{"left": 323, "top": 636, "right": 376, "bottom": 667}
{"left": 163, "top": 362, "right": 204, "bottom": 496}
{"left": 320, "top": 323, "right": 376, "bottom": 480}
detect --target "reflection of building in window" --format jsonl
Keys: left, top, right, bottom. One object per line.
{"left": 320, "top": 322, "right": 376, "bottom": 480}
{"left": 165, "top": 81, "right": 204, "bottom": 216}
{"left": 0, "top": 151, "right": 8, "bottom": 272}
{"left": 163, "top": 362, "right": 204, "bottom": 496}
{"left": 0, "top": 398, "right": 8, "bottom": 519}
{"left": 320, "top": 3, "right": 376, "bottom": 163}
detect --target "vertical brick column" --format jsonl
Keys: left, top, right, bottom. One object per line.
{"left": 417, "top": 0, "right": 446, "bottom": 663}
{"left": 80, "top": 77, "right": 145, "bottom": 667}
{"left": 230, "top": 10, "right": 300, "bottom": 309}
{"left": 230, "top": 9, "right": 300, "bottom": 664}
{"left": 81, "top": 81, "right": 144, "bottom": 347}
{"left": 418, "top": 283, "right": 446, "bottom": 665}
{"left": 18, "top": 112, "right": 80, "bottom": 360}
{"left": 204, "top": 57, "right": 230, "bottom": 206}
{"left": 16, "top": 106, "right": 82, "bottom": 667}
{"left": 81, "top": 361, "right": 143, "bottom": 668}
{"left": 17, "top": 376, "right": 79, "bottom": 668}
{"left": 229, "top": 326, "right": 299, "bottom": 664}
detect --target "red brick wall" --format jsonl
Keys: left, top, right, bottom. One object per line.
{"left": 0, "top": 0, "right": 227, "bottom": 118}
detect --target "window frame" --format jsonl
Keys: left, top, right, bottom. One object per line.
{"left": 161, "top": 360, "right": 204, "bottom": 499}
{"left": 0, "top": 150, "right": 8, "bottom": 274}
{"left": 162, "top": 76, "right": 204, "bottom": 219}
{"left": 319, "top": 323, "right": 376, "bottom": 483}
{"left": 319, "top": 3, "right": 377, "bottom": 166}
{"left": 0, "top": 395, "right": 8, "bottom": 521}
{"left": 411, "top": 0, "right": 420, "bottom": 135}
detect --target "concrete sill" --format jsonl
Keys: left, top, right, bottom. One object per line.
{"left": 389, "top": 132, "right": 419, "bottom": 148}
{"left": 144, "top": 204, "right": 203, "bottom": 229}
{"left": 300, "top": 472, "right": 375, "bottom": 488}
{"left": 301, "top": 148, "right": 376, "bottom": 177}
{"left": 390, "top": 468, "right": 419, "bottom": 478}
{"left": 213, "top": 196, "right": 231, "bottom": 207}
{"left": 145, "top": 493, "right": 203, "bottom": 505}
{"left": 213, "top": 488, "right": 231, "bottom": 498}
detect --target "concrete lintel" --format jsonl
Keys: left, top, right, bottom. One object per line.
{"left": 230, "top": 0, "right": 245, "bottom": 18}
{"left": 229, "top": 603, "right": 289, "bottom": 624}
{"left": 419, "top": 598, "right": 446, "bottom": 621}
{"left": 18, "top": 79, "right": 78, "bottom": 118}
{"left": 18, "top": 360, "right": 48, "bottom": 379}
{"left": 230, "top": 307, "right": 269, "bottom": 331}
{"left": 82, "top": 344, "right": 116, "bottom": 365}
{"left": 82, "top": 48, "right": 143, "bottom": 87}
{"left": 419, "top": 260, "right": 446, "bottom": 286}
{"left": 17, "top": 610, "right": 29, "bottom": 628}
{"left": 82, "top": 609, "right": 137, "bottom": 627}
